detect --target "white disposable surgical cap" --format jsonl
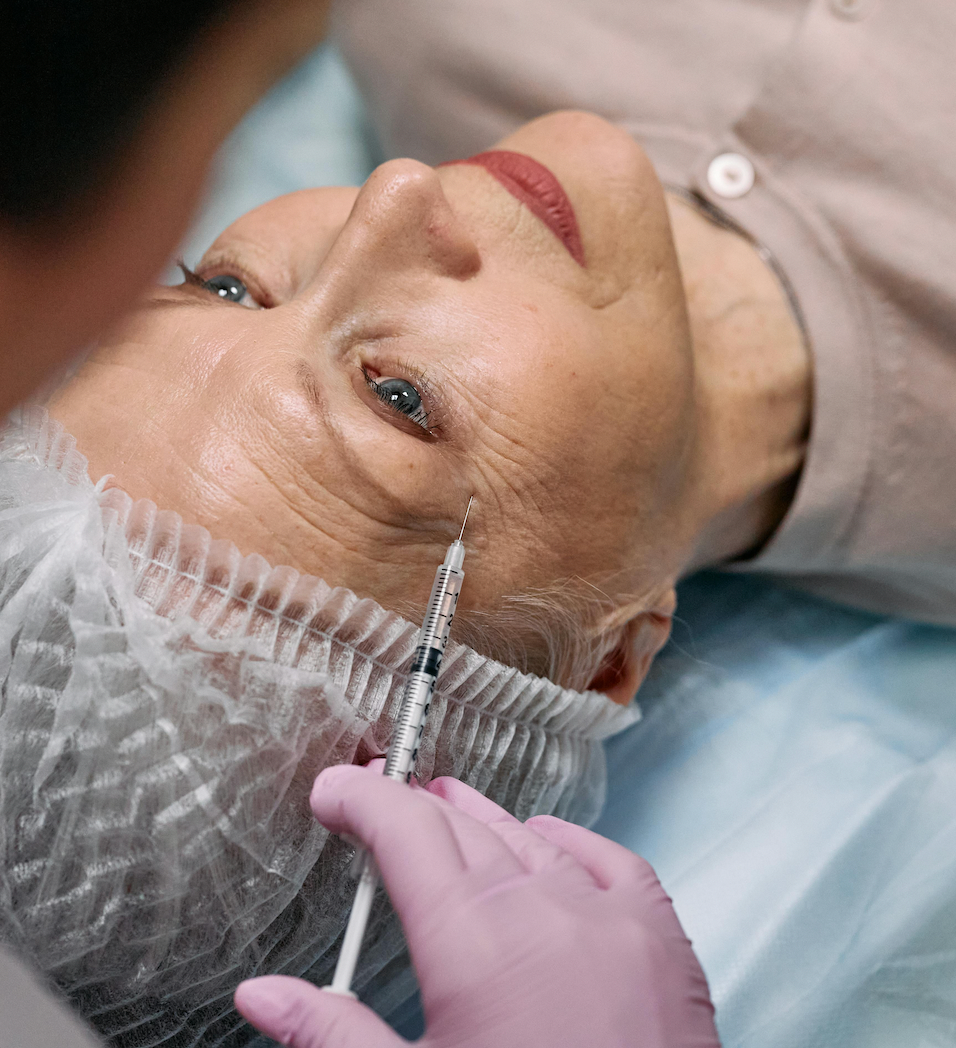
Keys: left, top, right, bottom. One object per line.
{"left": 0, "top": 407, "right": 640, "bottom": 1047}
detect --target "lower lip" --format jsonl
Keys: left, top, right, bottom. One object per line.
{"left": 441, "top": 151, "right": 586, "bottom": 267}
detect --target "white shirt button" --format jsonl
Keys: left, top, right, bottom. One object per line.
{"left": 707, "top": 153, "right": 756, "bottom": 199}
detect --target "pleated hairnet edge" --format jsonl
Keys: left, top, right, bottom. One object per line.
{"left": 4, "top": 404, "right": 640, "bottom": 825}
{"left": 0, "top": 405, "right": 643, "bottom": 1043}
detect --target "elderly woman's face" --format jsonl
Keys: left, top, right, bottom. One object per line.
{"left": 53, "top": 112, "right": 694, "bottom": 618}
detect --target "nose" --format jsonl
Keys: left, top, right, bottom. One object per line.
{"left": 323, "top": 158, "right": 482, "bottom": 284}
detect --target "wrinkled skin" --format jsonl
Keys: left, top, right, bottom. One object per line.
{"left": 52, "top": 112, "right": 695, "bottom": 698}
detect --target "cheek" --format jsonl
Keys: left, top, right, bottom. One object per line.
{"left": 478, "top": 320, "right": 620, "bottom": 474}
{"left": 463, "top": 314, "right": 692, "bottom": 589}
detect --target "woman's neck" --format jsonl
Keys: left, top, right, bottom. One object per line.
{"left": 665, "top": 193, "right": 811, "bottom": 572}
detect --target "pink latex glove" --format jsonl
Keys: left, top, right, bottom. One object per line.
{"left": 235, "top": 763, "right": 720, "bottom": 1048}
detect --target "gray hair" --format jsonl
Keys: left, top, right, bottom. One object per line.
{"left": 405, "top": 575, "right": 645, "bottom": 693}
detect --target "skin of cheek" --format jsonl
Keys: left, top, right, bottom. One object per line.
{"left": 397, "top": 307, "right": 636, "bottom": 603}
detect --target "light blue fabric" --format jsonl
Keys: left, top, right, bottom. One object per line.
{"left": 179, "top": 45, "right": 956, "bottom": 1046}
{"left": 594, "top": 572, "right": 956, "bottom": 1048}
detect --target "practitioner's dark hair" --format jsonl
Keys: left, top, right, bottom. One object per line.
{"left": 0, "top": 1, "right": 241, "bottom": 225}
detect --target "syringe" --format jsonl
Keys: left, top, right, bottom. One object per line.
{"left": 326, "top": 497, "right": 474, "bottom": 997}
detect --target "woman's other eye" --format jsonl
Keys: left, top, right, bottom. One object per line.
{"left": 177, "top": 262, "right": 264, "bottom": 308}
{"left": 362, "top": 368, "right": 433, "bottom": 431}
{"left": 201, "top": 274, "right": 259, "bottom": 309}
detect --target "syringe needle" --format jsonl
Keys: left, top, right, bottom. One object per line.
{"left": 458, "top": 496, "right": 474, "bottom": 542}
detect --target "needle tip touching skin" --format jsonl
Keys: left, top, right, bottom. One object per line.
{"left": 458, "top": 496, "right": 475, "bottom": 542}
{"left": 49, "top": 109, "right": 806, "bottom": 702}
{"left": 50, "top": 112, "right": 691, "bottom": 700}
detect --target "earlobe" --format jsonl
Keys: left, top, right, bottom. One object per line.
{"left": 587, "top": 595, "right": 675, "bottom": 706}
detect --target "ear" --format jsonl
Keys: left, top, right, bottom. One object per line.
{"left": 587, "top": 592, "right": 676, "bottom": 706}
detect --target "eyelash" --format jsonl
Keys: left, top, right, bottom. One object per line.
{"left": 178, "top": 261, "right": 210, "bottom": 289}
{"left": 177, "top": 260, "right": 263, "bottom": 307}
{"left": 362, "top": 365, "right": 437, "bottom": 433}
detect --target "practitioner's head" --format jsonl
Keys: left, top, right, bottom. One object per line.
{"left": 52, "top": 112, "right": 697, "bottom": 700}
{"left": 0, "top": 0, "right": 332, "bottom": 415}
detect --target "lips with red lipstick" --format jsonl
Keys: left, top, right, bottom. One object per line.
{"left": 441, "top": 150, "right": 586, "bottom": 267}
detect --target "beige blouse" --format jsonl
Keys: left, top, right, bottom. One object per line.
{"left": 335, "top": 0, "right": 956, "bottom": 626}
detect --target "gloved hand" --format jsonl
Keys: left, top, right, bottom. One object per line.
{"left": 235, "top": 763, "right": 721, "bottom": 1048}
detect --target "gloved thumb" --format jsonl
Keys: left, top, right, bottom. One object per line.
{"left": 235, "top": 976, "right": 404, "bottom": 1048}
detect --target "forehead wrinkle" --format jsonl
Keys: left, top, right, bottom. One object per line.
{"left": 227, "top": 477, "right": 441, "bottom": 579}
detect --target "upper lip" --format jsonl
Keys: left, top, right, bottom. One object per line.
{"left": 441, "top": 150, "right": 586, "bottom": 267}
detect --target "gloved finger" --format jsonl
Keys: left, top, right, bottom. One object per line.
{"left": 311, "top": 765, "right": 526, "bottom": 909}
{"left": 428, "top": 776, "right": 598, "bottom": 881}
{"left": 235, "top": 976, "right": 403, "bottom": 1048}
{"left": 328, "top": 759, "right": 424, "bottom": 852}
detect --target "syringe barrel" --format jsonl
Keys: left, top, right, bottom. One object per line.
{"left": 328, "top": 528, "right": 471, "bottom": 999}
{"left": 416, "top": 555, "right": 464, "bottom": 656}
{"left": 383, "top": 559, "right": 464, "bottom": 783}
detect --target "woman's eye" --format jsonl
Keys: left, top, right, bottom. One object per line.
{"left": 363, "top": 369, "right": 432, "bottom": 431}
{"left": 201, "top": 274, "right": 259, "bottom": 309}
